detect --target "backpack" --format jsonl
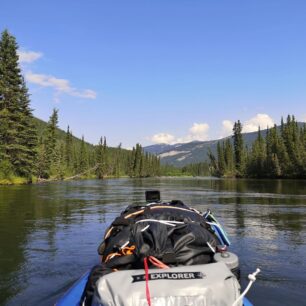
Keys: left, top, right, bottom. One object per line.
{"left": 98, "top": 200, "right": 220, "bottom": 267}
{"left": 81, "top": 200, "right": 223, "bottom": 305}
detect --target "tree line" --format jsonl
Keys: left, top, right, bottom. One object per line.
{"left": 0, "top": 30, "right": 160, "bottom": 183}
{"left": 209, "top": 116, "right": 306, "bottom": 178}
{"left": 160, "top": 162, "right": 210, "bottom": 177}
{"left": 35, "top": 109, "right": 161, "bottom": 180}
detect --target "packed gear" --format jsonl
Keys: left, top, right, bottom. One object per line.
{"left": 81, "top": 192, "right": 235, "bottom": 305}
{"left": 98, "top": 200, "right": 223, "bottom": 268}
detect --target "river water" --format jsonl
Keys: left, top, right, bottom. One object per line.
{"left": 0, "top": 178, "right": 306, "bottom": 305}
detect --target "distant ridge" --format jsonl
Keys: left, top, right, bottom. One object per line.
{"left": 144, "top": 123, "right": 305, "bottom": 167}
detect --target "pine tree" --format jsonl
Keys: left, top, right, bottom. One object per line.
{"left": 217, "top": 142, "right": 225, "bottom": 176}
{"left": 36, "top": 143, "right": 49, "bottom": 179}
{"left": 45, "top": 109, "right": 59, "bottom": 173}
{"left": 224, "top": 139, "right": 234, "bottom": 176}
{"left": 0, "top": 29, "right": 37, "bottom": 178}
{"left": 79, "top": 136, "right": 88, "bottom": 173}
{"left": 96, "top": 137, "right": 111, "bottom": 179}
{"left": 248, "top": 127, "right": 266, "bottom": 177}
{"left": 17, "top": 77, "right": 38, "bottom": 178}
{"left": 113, "top": 143, "right": 122, "bottom": 177}
{"left": 132, "top": 144, "right": 142, "bottom": 177}
{"left": 207, "top": 149, "right": 218, "bottom": 176}
{"left": 65, "top": 126, "right": 73, "bottom": 170}
{"left": 55, "top": 141, "right": 65, "bottom": 179}
{"left": 96, "top": 137, "right": 105, "bottom": 179}
{"left": 103, "top": 137, "right": 108, "bottom": 175}
{"left": 232, "top": 120, "right": 246, "bottom": 176}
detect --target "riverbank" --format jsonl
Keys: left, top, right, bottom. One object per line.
{"left": 0, "top": 174, "right": 132, "bottom": 185}
{"left": 0, "top": 177, "right": 30, "bottom": 185}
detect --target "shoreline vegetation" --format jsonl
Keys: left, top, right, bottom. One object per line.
{"left": 208, "top": 116, "right": 306, "bottom": 179}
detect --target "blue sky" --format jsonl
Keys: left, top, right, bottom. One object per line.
{"left": 1, "top": 0, "right": 306, "bottom": 147}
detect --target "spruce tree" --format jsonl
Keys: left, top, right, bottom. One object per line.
{"left": 224, "top": 139, "right": 234, "bottom": 176}
{"left": 0, "top": 30, "right": 38, "bottom": 179}
{"left": 248, "top": 127, "right": 266, "bottom": 177}
{"left": 217, "top": 142, "right": 225, "bottom": 176}
{"left": 232, "top": 120, "right": 246, "bottom": 176}
{"left": 79, "top": 136, "right": 88, "bottom": 173}
{"left": 18, "top": 77, "right": 38, "bottom": 178}
{"left": 96, "top": 137, "right": 105, "bottom": 179}
{"left": 45, "top": 108, "right": 59, "bottom": 172}
{"left": 65, "top": 126, "right": 73, "bottom": 170}
{"left": 103, "top": 137, "right": 108, "bottom": 175}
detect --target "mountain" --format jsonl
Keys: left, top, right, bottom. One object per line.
{"left": 144, "top": 144, "right": 174, "bottom": 155}
{"left": 144, "top": 124, "right": 304, "bottom": 167}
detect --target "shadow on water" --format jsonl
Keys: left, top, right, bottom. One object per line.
{"left": 0, "top": 178, "right": 306, "bottom": 305}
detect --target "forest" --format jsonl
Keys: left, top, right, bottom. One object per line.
{"left": 0, "top": 30, "right": 160, "bottom": 184}
{"left": 209, "top": 116, "right": 306, "bottom": 178}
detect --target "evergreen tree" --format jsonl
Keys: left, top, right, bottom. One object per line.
{"left": 113, "top": 143, "right": 122, "bottom": 177}
{"left": 17, "top": 77, "right": 38, "bottom": 178}
{"left": 224, "top": 139, "right": 235, "bottom": 175}
{"left": 95, "top": 136, "right": 111, "bottom": 178}
{"left": 103, "top": 137, "right": 108, "bottom": 175}
{"left": 79, "top": 136, "right": 88, "bottom": 173}
{"left": 45, "top": 108, "right": 59, "bottom": 172}
{"left": 232, "top": 120, "right": 246, "bottom": 176}
{"left": 132, "top": 143, "right": 142, "bottom": 177}
{"left": 0, "top": 30, "right": 22, "bottom": 167}
{"left": 96, "top": 137, "right": 105, "bottom": 179}
{"left": 65, "top": 126, "right": 73, "bottom": 170}
{"left": 207, "top": 149, "right": 218, "bottom": 176}
{"left": 36, "top": 143, "right": 49, "bottom": 179}
{"left": 217, "top": 142, "right": 225, "bottom": 176}
{"left": 55, "top": 141, "right": 65, "bottom": 179}
{"left": 0, "top": 30, "right": 38, "bottom": 179}
{"left": 248, "top": 128, "right": 266, "bottom": 177}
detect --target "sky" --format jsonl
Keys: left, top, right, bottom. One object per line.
{"left": 1, "top": 0, "right": 306, "bottom": 148}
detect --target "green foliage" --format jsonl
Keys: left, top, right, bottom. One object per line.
{"left": 95, "top": 137, "right": 105, "bottom": 179}
{"left": 0, "top": 159, "right": 13, "bottom": 179}
{"left": 209, "top": 115, "right": 306, "bottom": 179}
{"left": 128, "top": 143, "right": 160, "bottom": 178}
{"left": 0, "top": 30, "right": 37, "bottom": 180}
{"left": 181, "top": 162, "right": 210, "bottom": 176}
{"left": 233, "top": 120, "right": 246, "bottom": 176}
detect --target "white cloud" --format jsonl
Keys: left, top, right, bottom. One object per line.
{"left": 220, "top": 120, "right": 234, "bottom": 138}
{"left": 150, "top": 122, "right": 210, "bottom": 144}
{"left": 176, "top": 122, "right": 210, "bottom": 143}
{"left": 25, "top": 71, "right": 97, "bottom": 100}
{"left": 243, "top": 113, "right": 274, "bottom": 132}
{"left": 189, "top": 123, "right": 209, "bottom": 137}
{"left": 151, "top": 133, "right": 175, "bottom": 144}
{"left": 219, "top": 114, "right": 275, "bottom": 138}
{"left": 300, "top": 115, "right": 306, "bottom": 122}
{"left": 18, "top": 50, "right": 43, "bottom": 63}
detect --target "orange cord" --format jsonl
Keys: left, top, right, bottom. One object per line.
{"left": 148, "top": 256, "right": 169, "bottom": 269}
{"left": 104, "top": 245, "right": 136, "bottom": 263}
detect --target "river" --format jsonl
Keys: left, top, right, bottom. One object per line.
{"left": 0, "top": 178, "right": 306, "bottom": 305}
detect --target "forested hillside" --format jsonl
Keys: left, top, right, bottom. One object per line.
{"left": 0, "top": 30, "right": 160, "bottom": 184}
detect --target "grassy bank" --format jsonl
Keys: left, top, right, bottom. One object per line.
{"left": 0, "top": 176, "right": 30, "bottom": 185}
